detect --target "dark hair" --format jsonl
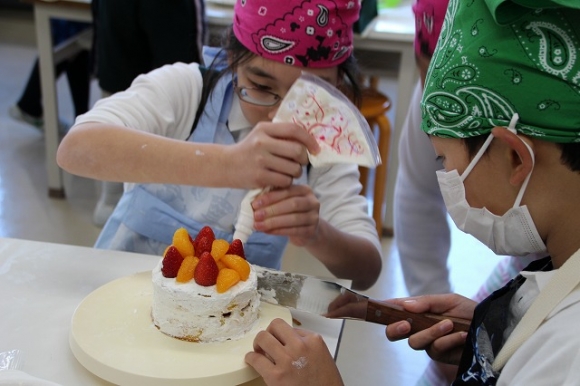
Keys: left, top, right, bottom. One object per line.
{"left": 463, "top": 136, "right": 487, "bottom": 159}
{"left": 198, "top": 26, "right": 362, "bottom": 117}
{"left": 464, "top": 136, "right": 580, "bottom": 172}
{"left": 557, "top": 142, "right": 580, "bottom": 171}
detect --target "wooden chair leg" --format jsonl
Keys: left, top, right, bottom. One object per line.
{"left": 359, "top": 116, "right": 376, "bottom": 212}
{"left": 372, "top": 114, "right": 391, "bottom": 236}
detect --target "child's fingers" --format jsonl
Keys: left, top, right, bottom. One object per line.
{"left": 426, "top": 331, "right": 468, "bottom": 365}
{"left": 385, "top": 320, "right": 412, "bottom": 342}
{"left": 407, "top": 319, "right": 454, "bottom": 351}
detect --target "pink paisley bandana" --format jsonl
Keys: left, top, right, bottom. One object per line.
{"left": 412, "top": 0, "right": 449, "bottom": 57}
{"left": 233, "top": 0, "right": 360, "bottom": 68}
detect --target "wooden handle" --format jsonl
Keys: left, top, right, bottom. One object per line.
{"left": 365, "top": 299, "right": 471, "bottom": 334}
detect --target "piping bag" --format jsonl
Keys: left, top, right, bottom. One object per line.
{"left": 233, "top": 73, "right": 381, "bottom": 243}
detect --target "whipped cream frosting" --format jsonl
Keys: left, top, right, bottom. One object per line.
{"left": 151, "top": 260, "right": 260, "bottom": 343}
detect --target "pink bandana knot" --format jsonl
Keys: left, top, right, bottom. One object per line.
{"left": 233, "top": 0, "right": 360, "bottom": 68}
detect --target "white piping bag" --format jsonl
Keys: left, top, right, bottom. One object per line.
{"left": 274, "top": 72, "right": 381, "bottom": 168}
{"left": 233, "top": 73, "right": 381, "bottom": 243}
{"left": 232, "top": 188, "right": 262, "bottom": 244}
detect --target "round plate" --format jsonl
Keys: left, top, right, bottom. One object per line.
{"left": 70, "top": 271, "right": 291, "bottom": 386}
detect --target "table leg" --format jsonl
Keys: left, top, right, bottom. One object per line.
{"left": 34, "top": 4, "right": 65, "bottom": 198}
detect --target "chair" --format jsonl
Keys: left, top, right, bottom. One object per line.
{"left": 358, "top": 76, "right": 392, "bottom": 237}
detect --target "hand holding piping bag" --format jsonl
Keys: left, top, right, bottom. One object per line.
{"left": 233, "top": 74, "right": 381, "bottom": 244}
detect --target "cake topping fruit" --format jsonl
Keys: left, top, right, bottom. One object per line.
{"left": 161, "top": 227, "right": 252, "bottom": 290}
{"left": 194, "top": 226, "right": 216, "bottom": 251}
{"left": 172, "top": 227, "right": 195, "bottom": 258}
{"left": 161, "top": 246, "right": 185, "bottom": 278}
{"left": 221, "top": 254, "right": 251, "bottom": 281}
{"left": 194, "top": 252, "right": 220, "bottom": 286}
{"left": 176, "top": 256, "right": 200, "bottom": 283}
{"left": 216, "top": 260, "right": 227, "bottom": 270}
{"left": 211, "top": 239, "right": 230, "bottom": 261}
{"left": 195, "top": 236, "right": 213, "bottom": 257}
{"left": 216, "top": 268, "right": 241, "bottom": 293}
{"left": 226, "top": 239, "right": 246, "bottom": 259}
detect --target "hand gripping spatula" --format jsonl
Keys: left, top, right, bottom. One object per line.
{"left": 254, "top": 265, "right": 470, "bottom": 334}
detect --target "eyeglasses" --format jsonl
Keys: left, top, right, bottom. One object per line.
{"left": 233, "top": 80, "right": 282, "bottom": 107}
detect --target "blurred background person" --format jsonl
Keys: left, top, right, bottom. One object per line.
{"left": 90, "top": 0, "right": 207, "bottom": 226}
{"left": 9, "top": 19, "right": 91, "bottom": 131}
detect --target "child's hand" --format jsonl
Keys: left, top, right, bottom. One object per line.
{"left": 226, "top": 122, "right": 320, "bottom": 189}
{"left": 245, "top": 318, "right": 344, "bottom": 386}
{"left": 385, "top": 294, "right": 475, "bottom": 365}
{"left": 251, "top": 185, "right": 320, "bottom": 246}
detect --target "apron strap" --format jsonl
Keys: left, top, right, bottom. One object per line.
{"left": 492, "top": 247, "right": 580, "bottom": 371}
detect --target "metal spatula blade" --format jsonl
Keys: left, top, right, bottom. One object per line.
{"left": 254, "top": 265, "right": 471, "bottom": 334}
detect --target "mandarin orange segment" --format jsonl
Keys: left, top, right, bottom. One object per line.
{"left": 210, "top": 239, "right": 230, "bottom": 262}
{"left": 173, "top": 228, "right": 195, "bottom": 258}
{"left": 176, "top": 255, "right": 199, "bottom": 283}
{"left": 221, "top": 254, "right": 250, "bottom": 281}
{"left": 217, "top": 260, "right": 227, "bottom": 270}
{"left": 216, "top": 268, "right": 241, "bottom": 293}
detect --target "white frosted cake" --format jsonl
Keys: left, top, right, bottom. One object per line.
{"left": 151, "top": 259, "right": 260, "bottom": 343}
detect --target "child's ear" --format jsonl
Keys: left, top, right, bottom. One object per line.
{"left": 491, "top": 126, "right": 534, "bottom": 187}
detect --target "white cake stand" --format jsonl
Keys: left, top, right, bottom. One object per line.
{"left": 69, "top": 271, "right": 292, "bottom": 386}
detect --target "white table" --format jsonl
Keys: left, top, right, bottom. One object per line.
{"left": 0, "top": 238, "right": 346, "bottom": 385}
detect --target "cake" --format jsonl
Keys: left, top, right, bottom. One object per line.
{"left": 151, "top": 226, "right": 260, "bottom": 343}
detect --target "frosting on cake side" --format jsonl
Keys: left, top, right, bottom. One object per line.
{"left": 151, "top": 260, "right": 260, "bottom": 343}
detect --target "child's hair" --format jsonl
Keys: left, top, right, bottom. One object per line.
{"left": 199, "top": 26, "right": 362, "bottom": 116}
{"left": 559, "top": 143, "right": 580, "bottom": 171}
{"left": 463, "top": 137, "right": 580, "bottom": 173}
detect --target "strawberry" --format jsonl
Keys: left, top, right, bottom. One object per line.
{"left": 161, "top": 246, "right": 184, "bottom": 278}
{"left": 194, "top": 226, "right": 216, "bottom": 250}
{"left": 226, "top": 239, "right": 246, "bottom": 259}
{"left": 195, "top": 236, "right": 213, "bottom": 257}
{"left": 194, "top": 252, "right": 219, "bottom": 286}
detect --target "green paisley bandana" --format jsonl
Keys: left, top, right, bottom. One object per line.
{"left": 421, "top": 0, "right": 580, "bottom": 143}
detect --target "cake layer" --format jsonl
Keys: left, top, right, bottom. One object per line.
{"left": 151, "top": 260, "right": 260, "bottom": 343}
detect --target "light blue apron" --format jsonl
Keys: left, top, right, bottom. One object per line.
{"left": 95, "top": 66, "right": 288, "bottom": 269}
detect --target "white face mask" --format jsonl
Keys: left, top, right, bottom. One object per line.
{"left": 436, "top": 114, "right": 547, "bottom": 256}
